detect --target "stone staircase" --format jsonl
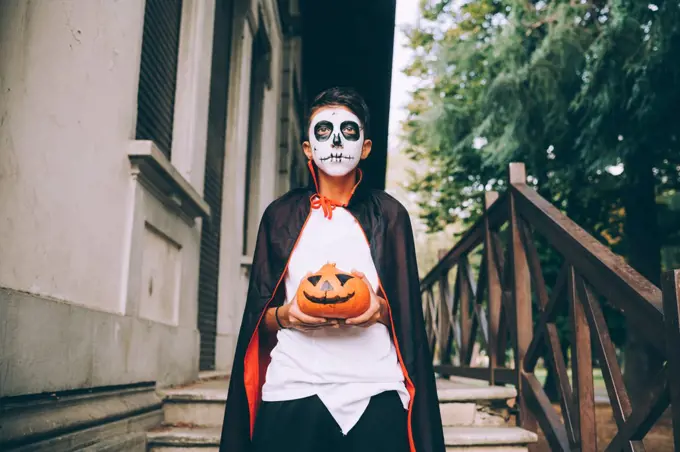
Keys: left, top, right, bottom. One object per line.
{"left": 146, "top": 374, "right": 537, "bottom": 451}
{"left": 146, "top": 373, "right": 225, "bottom": 451}
{"left": 437, "top": 377, "right": 537, "bottom": 451}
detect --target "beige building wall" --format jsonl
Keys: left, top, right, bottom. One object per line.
{"left": 0, "top": 0, "right": 306, "bottom": 394}
{"left": 0, "top": 0, "right": 145, "bottom": 314}
{"left": 0, "top": 0, "right": 216, "bottom": 397}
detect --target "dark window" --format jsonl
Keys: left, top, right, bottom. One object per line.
{"left": 135, "top": 0, "right": 184, "bottom": 158}
{"left": 242, "top": 16, "right": 272, "bottom": 256}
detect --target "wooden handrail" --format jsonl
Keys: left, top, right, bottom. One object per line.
{"left": 420, "top": 162, "right": 680, "bottom": 451}
{"left": 511, "top": 183, "right": 665, "bottom": 355}
{"left": 420, "top": 192, "right": 508, "bottom": 290}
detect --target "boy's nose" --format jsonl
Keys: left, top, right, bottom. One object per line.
{"left": 332, "top": 133, "right": 342, "bottom": 147}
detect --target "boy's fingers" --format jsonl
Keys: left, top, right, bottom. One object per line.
{"left": 349, "top": 312, "right": 380, "bottom": 328}
{"left": 363, "top": 312, "right": 381, "bottom": 327}
{"left": 349, "top": 270, "right": 378, "bottom": 296}
{"left": 289, "top": 302, "right": 323, "bottom": 323}
{"left": 345, "top": 303, "right": 379, "bottom": 325}
{"left": 296, "top": 325, "right": 321, "bottom": 332}
{"left": 290, "top": 320, "right": 323, "bottom": 331}
{"left": 292, "top": 310, "right": 330, "bottom": 325}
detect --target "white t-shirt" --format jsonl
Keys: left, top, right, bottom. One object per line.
{"left": 261, "top": 205, "right": 410, "bottom": 434}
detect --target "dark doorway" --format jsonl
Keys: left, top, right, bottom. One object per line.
{"left": 300, "top": 0, "right": 397, "bottom": 190}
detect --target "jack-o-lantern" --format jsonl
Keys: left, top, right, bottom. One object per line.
{"left": 296, "top": 263, "right": 370, "bottom": 319}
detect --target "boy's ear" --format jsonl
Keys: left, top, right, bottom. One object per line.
{"left": 360, "top": 139, "right": 373, "bottom": 160}
{"left": 302, "top": 141, "right": 313, "bottom": 160}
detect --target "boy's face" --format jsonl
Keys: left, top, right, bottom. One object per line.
{"left": 304, "top": 106, "right": 372, "bottom": 177}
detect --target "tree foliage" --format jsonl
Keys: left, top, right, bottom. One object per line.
{"left": 403, "top": 0, "right": 680, "bottom": 242}
{"left": 403, "top": 0, "right": 680, "bottom": 397}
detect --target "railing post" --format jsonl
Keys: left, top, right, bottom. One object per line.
{"left": 459, "top": 258, "right": 472, "bottom": 365}
{"left": 508, "top": 163, "right": 538, "bottom": 439}
{"left": 484, "top": 191, "right": 501, "bottom": 385}
{"left": 569, "top": 269, "right": 596, "bottom": 451}
{"left": 438, "top": 249, "right": 452, "bottom": 374}
{"left": 662, "top": 269, "right": 680, "bottom": 451}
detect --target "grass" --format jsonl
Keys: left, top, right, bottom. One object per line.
{"left": 533, "top": 367, "right": 606, "bottom": 390}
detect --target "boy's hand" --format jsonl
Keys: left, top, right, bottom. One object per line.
{"left": 279, "top": 298, "right": 339, "bottom": 332}
{"left": 279, "top": 273, "right": 340, "bottom": 332}
{"left": 344, "top": 270, "right": 390, "bottom": 328}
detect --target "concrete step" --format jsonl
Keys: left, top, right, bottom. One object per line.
{"left": 79, "top": 433, "right": 148, "bottom": 452}
{"left": 439, "top": 401, "right": 512, "bottom": 427}
{"left": 154, "top": 375, "right": 523, "bottom": 446}
{"left": 159, "top": 377, "right": 516, "bottom": 429}
{"left": 158, "top": 379, "right": 228, "bottom": 428}
{"left": 437, "top": 379, "right": 516, "bottom": 427}
{"left": 197, "top": 370, "right": 229, "bottom": 382}
{"left": 438, "top": 385, "right": 517, "bottom": 403}
{"left": 444, "top": 426, "right": 538, "bottom": 451}
{"left": 146, "top": 426, "right": 219, "bottom": 452}
{"left": 147, "top": 425, "right": 536, "bottom": 451}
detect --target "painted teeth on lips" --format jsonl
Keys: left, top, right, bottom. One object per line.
{"left": 320, "top": 153, "right": 355, "bottom": 163}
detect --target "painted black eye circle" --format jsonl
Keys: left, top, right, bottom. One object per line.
{"left": 314, "top": 121, "right": 333, "bottom": 142}
{"left": 340, "top": 121, "right": 360, "bottom": 141}
{"left": 307, "top": 275, "right": 322, "bottom": 285}
{"left": 336, "top": 274, "right": 354, "bottom": 286}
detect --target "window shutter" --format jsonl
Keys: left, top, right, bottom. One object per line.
{"left": 135, "top": 0, "right": 183, "bottom": 158}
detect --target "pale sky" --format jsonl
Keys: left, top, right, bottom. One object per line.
{"left": 388, "top": 0, "right": 420, "bottom": 152}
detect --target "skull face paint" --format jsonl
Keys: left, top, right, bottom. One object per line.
{"left": 309, "top": 107, "right": 364, "bottom": 177}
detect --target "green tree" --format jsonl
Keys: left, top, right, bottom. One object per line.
{"left": 403, "top": 0, "right": 680, "bottom": 401}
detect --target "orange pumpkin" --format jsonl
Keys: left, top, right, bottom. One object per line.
{"left": 296, "top": 263, "right": 371, "bottom": 319}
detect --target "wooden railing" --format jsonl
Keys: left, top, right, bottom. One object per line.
{"left": 420, "top": 163, "right": 680, "bottom": 451}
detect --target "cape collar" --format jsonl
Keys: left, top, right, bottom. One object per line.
{"left": 306, "top": 160, "right": 365, "bottom": 219}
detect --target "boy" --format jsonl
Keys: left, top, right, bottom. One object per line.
{"left": 219, "top": 87, "right": 445, "bottom": 452}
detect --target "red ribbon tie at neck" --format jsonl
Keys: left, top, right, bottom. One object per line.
{"left": 310, "top": 193, "right": 344, "bottom": 220}
{"left": 306, "top": 159, "right": 362, "bottom": 220}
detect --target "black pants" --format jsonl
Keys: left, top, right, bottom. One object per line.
{"left": 252, "top": 390, "right": 409, "bottom": 452}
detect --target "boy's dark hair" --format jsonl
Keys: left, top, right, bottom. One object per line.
{"left": 307, "top": 87, "right": 371, "bottom": 138}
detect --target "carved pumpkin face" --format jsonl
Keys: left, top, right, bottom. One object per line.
{"left": 296, "top": 263, "right": 370, "bottom": 319}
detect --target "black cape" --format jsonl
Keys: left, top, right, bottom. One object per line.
{"left": 219, "top": 177, "right": 446, "bottom": 452}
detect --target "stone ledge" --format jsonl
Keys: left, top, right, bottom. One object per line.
{"left": 159, "top": 378, "right": 229, "bottom": 403}
{"left": 8, "top": 411, "right": 161, "bottom": 452}
{"left": 0, "top": 288, "right": 200, "bottom": 398}
{"left": 444, "top": 427, "right": 538, "bottom": 447}
{"left": 0, "top": 385, "right": 162, "bottom": 449}
{"left": 161, "top": 388, "right": 227, "bottom": 403}
{"left": 147, "top": 427, "right": 221, "bottom": 446}
{"left": 78, "top": 432, "right": 147, "bottom": 452}
{"left": 129, "top": 140, "right": 210, "bottom": 220}
{"left": 198, "top": 370, "right": 230, "bottom": 381}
